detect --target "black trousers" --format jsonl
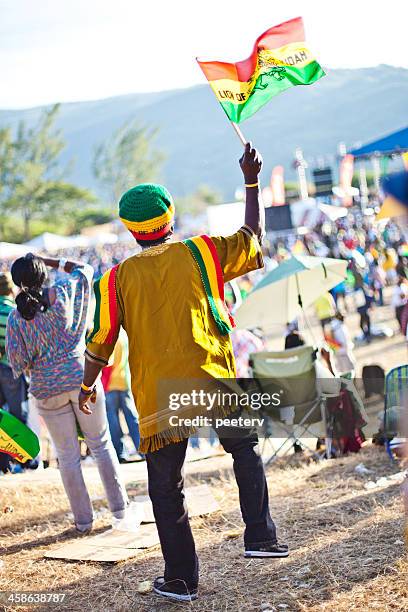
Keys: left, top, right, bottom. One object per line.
{"left": 146, "top": 429, "right": 276, "bottom": 589}
{"left": 359, "top": 310, "right": 371, "bottom": 338}
{"left": 395, "top": 305, "right": 405, "bottom": 331}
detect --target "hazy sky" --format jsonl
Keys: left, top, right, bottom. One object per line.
{"left": 1, "top": 0, "right": 407, "bottom": 108}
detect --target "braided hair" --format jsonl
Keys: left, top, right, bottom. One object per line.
{"left": 11, "top": 254, "right": 49, "bottom": 320}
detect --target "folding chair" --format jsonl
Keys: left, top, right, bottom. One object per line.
{"left": 384, "top": 364, "right": 408, "bottom": 461}
{"left": 249, "top": 345, "right": 338, "bottom": 465}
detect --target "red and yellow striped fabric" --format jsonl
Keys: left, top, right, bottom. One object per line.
{"left": 87, "top": 265, "right": 120, "bottom": 344}
{"left": 183, "top": 235, "right": 235, "bottom": 335}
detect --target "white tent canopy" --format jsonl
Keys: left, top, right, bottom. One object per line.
{"left": 318, "top": 203, "right": 348, "bottom": 221}
{"left": 24, "top": 232, "right": 73, "bottom": 252}
{"left": 0, "top": 242, "right": 38, "bottom": 259}
{"left": 23, "top": 231, "right": 119, "bottom": 253}
{"left": 207, "top": 202, "right": 245, "bottom": 236}
{"left": 85, "top": 232, "right": 118, "bottom": 247}
{"left": 290, "top": 198, "right": 348, "bottom": 228}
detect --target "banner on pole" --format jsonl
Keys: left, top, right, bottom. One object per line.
{"left": 197, "top": 17, "right": 325, "bottom": 124}
{"left": 340, "top": 154, "right": 354, "bottom": 206}
{"left": 312, "top": 167, "right": 333, "bottom": 197}
{"left": 271, "top": 165, "right": 285, "bottom": 206}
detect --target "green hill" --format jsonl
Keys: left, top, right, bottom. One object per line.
{"left": 1, "top": 65, "right": 407, "bottom": 200}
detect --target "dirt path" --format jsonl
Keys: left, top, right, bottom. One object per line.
{"left": 0, "top": 291, "right": 407, "bottom": 610}
{"left": 0, "top": 446, "right": 407, "bottom": 611}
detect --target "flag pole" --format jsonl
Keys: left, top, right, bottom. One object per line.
{"left": 230, "top": 121, "right": 247, "bottom": 146}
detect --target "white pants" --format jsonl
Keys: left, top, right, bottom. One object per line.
{"left": 35, "top": 386, "right": 128, "bottom": 530}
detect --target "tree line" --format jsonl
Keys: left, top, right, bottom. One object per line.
{"left": 0, "top": 104, "right": 234, "bottom": 243}
{"left": 0, "top": 104, "right": 166, "bottom": 242}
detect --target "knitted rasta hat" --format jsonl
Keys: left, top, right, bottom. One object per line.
{"left": 118, "top": 183, "right": 175, "bottom": 242}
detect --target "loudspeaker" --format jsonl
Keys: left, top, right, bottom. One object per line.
{"left": 265, "top": 205, "right": 293, "bottom": 232}
{"left": 312, "top": 167, "right": 333, "bottom": 197}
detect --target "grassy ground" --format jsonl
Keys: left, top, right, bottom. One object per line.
{"left": 0, "top": 446, "right": 407, "bottom": 611}
{"left": 0, "top": 291, "right": 407, "bottom": 611}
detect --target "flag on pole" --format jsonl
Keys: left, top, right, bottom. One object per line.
{"left": 197, "top": 17, "right": 325, "bottom": 123}
{"left": 0, "top": 408, "right": 40, "bottom": 463}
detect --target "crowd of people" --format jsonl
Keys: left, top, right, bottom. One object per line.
{"left": 1, "top": 151, "right": 408, "bottom": 601}
{"left": 1, "top": 198, "right": 407, "bottom": 470}
{"left": 1, "top": 198, "right": 408, "bottom": 468}
{"left": 58, "top": 208, "right": 408, "bottom": 344}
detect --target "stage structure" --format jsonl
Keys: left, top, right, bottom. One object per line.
{"left": 349, "top": 126, "right": 408, "bottom": 200}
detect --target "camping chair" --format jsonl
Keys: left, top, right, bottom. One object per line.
{"left": 249, "top": 345, "right": 338, "bottom": 465}
{"left": 383, "top": 365, "right": 408, "bottom": 461}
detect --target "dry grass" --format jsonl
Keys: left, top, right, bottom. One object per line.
{"left": 1, "top": 295, "right": 407, "bottom": 611}
{"left": 0, "top": 445, "right": 407, "bottom": 611}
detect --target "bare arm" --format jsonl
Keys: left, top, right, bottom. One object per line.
{"left": 40, "top": 256, "right": 87, "bottom": 273}
{"left": 239, "top": 142, "right": 265, "bottom": 239}
{"left": 78, "top": 359, "right": 105, "bottom": 415}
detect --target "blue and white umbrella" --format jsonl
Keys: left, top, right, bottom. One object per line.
{"left": 234, "top": 254, "right": 348, "bottom": 329}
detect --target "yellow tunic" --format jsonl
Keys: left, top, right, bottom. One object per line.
{"left": 86, "top": 225, "right": 263, "bottom": 451}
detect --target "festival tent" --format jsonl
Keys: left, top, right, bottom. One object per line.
{"left": 81, "top": 222, "right": 117, "bottom": 237}
{"left": 207, "top": 202, "right": 245, "bottom": 235}
{"left": 207, "top": 199, "right": 348, "bottom": 240}
{"left": 234, "top": 254, "right": 348, "bottom": 329}
{"left": 350, "top": 126, "right": 408, "bottom": 159}
{"left": 59, "top": 234, "right": 90, "bottom": 248}
{"left": 289, "top": 198, "right": 319, "bottom": 228}
{"left": 86, "top": 232, "right": 118, "bottom": 246}
{"left": 23, "top": 231, "right": 119, "bottom": 252}
{"left": 318, "top": 203, "right": 348, "bottom": 221}
{"left": 24, "top": 232, "right": 73, "bottom": 252}
{"left": 0, "top": 242, "right": 37, "bottom": 259}
{"left": 289, "top": 198, "right": 347, "bottom": 228}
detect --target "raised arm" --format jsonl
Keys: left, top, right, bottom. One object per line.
{"left": 239, "top": 142, "right": 265, "bottom": 239}
{"left": 40, "top": 256, "right": 87, "bottom": 273}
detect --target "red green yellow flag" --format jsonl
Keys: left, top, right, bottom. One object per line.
{"left": 0, "top": 408, "right": 40, "bottom": 463}
{"left": 197, "top": 17, "right": 325, "bottom": 123}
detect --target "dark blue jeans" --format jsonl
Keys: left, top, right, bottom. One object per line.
{"left": 105, "top": 390, "right": 140, "bottom": 458}
{"left": 0, "top": 363, "right": 28, "bottom": 472}
{"left": 146, "top": 428, "right": 276, "bottom": 589}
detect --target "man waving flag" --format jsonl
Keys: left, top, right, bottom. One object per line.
{"left": 197, "top": 16, "right": 325, "bottom": 124}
